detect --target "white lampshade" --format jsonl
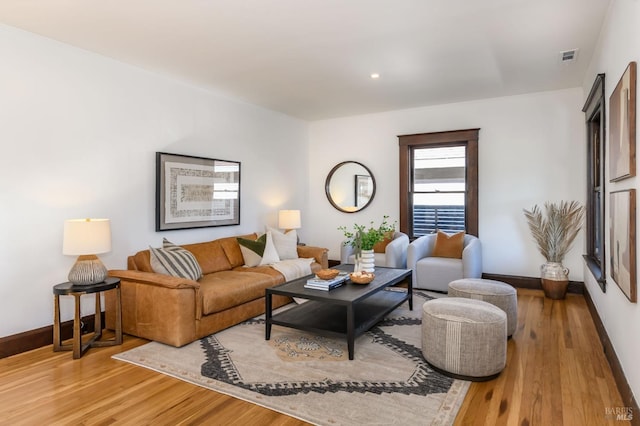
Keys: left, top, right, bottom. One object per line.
{"left": 278, "top": 210, "right": 301, "bottom": 230}
{"left": 63, "top": 218, "right": 112, "bottom": 255}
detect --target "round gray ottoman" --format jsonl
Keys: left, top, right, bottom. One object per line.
{"left": 448, "top": 278, "right": 518, "bottom": 337}
{"left": 422, "top": 298, "right": 507, "bottom": 381}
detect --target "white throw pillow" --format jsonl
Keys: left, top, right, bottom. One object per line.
{"left": 237, "top": 231, "right": 281, "bottom": 267}
{"left": 267, "top": 226, "right": 298, "bottom": 260}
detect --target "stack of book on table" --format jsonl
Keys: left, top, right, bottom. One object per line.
{"left": 304, "top": 273, "right": 348, "bottom": 291}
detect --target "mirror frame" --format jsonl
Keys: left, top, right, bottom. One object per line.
{"left": 325, "top": 161, "right": 376, "bottom": 213}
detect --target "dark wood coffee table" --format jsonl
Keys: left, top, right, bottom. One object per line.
{"left": 265, "top": 264, "right": 412, "bottom": 360}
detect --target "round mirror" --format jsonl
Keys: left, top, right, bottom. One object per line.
{"left": 325, "top": 161, "right": 376, "bottom": 213}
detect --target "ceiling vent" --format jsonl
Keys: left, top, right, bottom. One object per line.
{"left": 560, "top": 49, "right": 579, "bottom": 63}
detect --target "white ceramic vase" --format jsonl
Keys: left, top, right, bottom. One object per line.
{"left": 359, "top": 249, "right": 375, "bottom": 273}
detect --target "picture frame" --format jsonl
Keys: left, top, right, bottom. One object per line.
{"left": 609, "top": 189, "right": 636, "bottom": 302}
{"left": 156, "top": 152, "right": 240, "bottom": 231}
{"left": 355, "top": 174, "right": 373, "bottom": 207}
{"left": 609, "top": 62, "right": 636, "bottom": 182}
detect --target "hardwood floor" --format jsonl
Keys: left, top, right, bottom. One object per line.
{"left": 455, "top": 289, "right": 628, "bottom": 426}
{"left": 0, "top": 289, "right": 629, "bottom": 425}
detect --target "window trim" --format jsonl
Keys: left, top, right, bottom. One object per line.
{"left": 582, "top": 73, "right": 606, "bottom": 292}
{"left": 399, "top": 129, "right": 479, "bottom": 238}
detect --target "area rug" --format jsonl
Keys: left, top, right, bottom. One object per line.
{"left": 113, "top": 290, "right": 469, "bottom": 425}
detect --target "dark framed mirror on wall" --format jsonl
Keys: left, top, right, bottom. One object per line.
{"left": 325, "top": 161, "right": 376, "bottom": 213}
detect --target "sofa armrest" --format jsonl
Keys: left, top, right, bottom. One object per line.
{"left": 105, "top": 270, "right": 202, "bottom": 345}
{"left": 297, "top": 245, "right": 329, "bottom": 269}
{"left": 108, "top": 269, "right": 200, "bottom": 290}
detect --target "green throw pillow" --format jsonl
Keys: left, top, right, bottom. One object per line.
{"left": 237, "top": 232, "right": 280, "bottom": 267}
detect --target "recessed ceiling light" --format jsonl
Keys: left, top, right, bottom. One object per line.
{"left": 370, "top": 73, "right": 380, "bottom": 79}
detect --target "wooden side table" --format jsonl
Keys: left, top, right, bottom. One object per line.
{"left": 53, "top": 277, "right": 122, "bottom": 359}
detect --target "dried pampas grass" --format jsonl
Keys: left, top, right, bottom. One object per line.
{"left": 523, "top": 201, "right": 585, "bottom": 263}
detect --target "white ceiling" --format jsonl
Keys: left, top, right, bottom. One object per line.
{"left": 0, "top": 0, "right": 611, "bottom": 120}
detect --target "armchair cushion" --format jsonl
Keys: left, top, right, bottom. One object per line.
{"left": 416, "top": 257, "right": 463, "bottom": 291}
{"left": 432, "top": 230, "right": 464, "bottom": 259}
{"left": 373, "top": 231, "right": 395, "bottom": 253}
{"left": 408, "top": 233, "right": 482, "bottom": 292}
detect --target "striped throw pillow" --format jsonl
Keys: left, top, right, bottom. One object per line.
{"left": 149, "top": 238, "right": 202, "bottom": 280}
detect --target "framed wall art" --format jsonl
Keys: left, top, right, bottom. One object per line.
{"left": 609, "top": 189, "right": 636, "bottom": 303}
{"left": 156, "top": 152, "right": 240, "bottom": 231}
{"left": 609, "top": 61, "right": 636, "bottom": 182}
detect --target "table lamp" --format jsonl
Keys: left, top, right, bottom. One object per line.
{"left": 278, "top": 210, "right": 301, "bottom": 233}
{"left": 63, "top": 218, "right": 112, "bottom": 285}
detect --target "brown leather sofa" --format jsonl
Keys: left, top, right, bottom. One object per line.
{"left": 105, "top": 233, "right": 328, "bottom": 347}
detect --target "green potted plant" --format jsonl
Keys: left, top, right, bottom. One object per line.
{"left": 339, "top": 216, "right": 396, "bottom": 272}
{"left": 523, "top": 200, "right": 584, "bottom": 299}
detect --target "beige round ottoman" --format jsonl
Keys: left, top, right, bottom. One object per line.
{"left": 448, "top": 278, "right": 518, "bottom": 337}
{"left": 422, "top": 298, "right": 507, "bottom": 381}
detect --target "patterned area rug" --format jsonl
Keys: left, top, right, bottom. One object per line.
{"left": 113, "top": 290, "right": 469, "bottom": 425}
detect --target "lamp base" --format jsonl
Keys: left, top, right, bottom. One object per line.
{"left": 68, "top": 255, "right": 108, "bottom": 285}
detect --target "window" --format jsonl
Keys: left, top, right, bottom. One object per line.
{"left": 412, "top": 146, "right": 466, "bottom": 235}
{"left": 583, "top": 74, "right": 606, "bottom": 292}
{"left": 399, "top": 129, "right": 479, "bottom": 239}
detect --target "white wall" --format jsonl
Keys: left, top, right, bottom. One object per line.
{"left": 581, "top": 0, "right": 640, "bottom": 404}
{"left": 0, "top": 25, "right": 309, "bottom": 338}
{"left": 308, "top": 88, "right": 586, "bottom": 281}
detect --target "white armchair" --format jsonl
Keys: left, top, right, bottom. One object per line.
{"left": 340, "top": 231, "right": 410, "bottom": 269}
{"left": 407, "top": 233, "right": 482, "bottom": 292}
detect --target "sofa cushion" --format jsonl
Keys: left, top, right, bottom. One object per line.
{"left": 182, "top": 239, "right": 232, "bottom": 275}
{"left": 130, "top": 250, "right": 153, "bottom": 272}
{"left": 234, "top": 265, "right": 287, "bottom": 280}
{"left": 199, "top": 270, "right": 282, "bottom": 315}
{"left": 237, "top": 232, "right": 280, "bottom": 267}
{"left": 219, "top": 233, "right": 257, "bottom": 268}
{"left": 234, "top": 261, "right": 322, "bottom": 278}
{"left": 149, "top": 238, "right": 202, "bottom": 280}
